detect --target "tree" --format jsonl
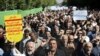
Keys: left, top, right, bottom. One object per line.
{"left": 0, "top": 0, "right": 57, "bottom": 10}
{"left": 40, "top": 0, "right": 56, "bottom": 6}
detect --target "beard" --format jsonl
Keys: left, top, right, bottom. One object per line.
{"left": 27, "top": 50, "right": 34, "bottom": 55}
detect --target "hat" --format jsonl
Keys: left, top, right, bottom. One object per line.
{"left": 84, "top": 36, "right": 90, "bottom": 43}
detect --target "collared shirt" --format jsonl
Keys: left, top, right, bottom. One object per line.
{"left": 34, "top": 38, "right": 42, "bottom": 49}
{"left": 19, "top": 36, "right": 31, "bottom": 53}
{"left": 23, "top": 36, "right": 31, "bottom": 47}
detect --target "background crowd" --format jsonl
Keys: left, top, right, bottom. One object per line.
{"left": 0, "top": 7, "right": 100, "bottom": 56}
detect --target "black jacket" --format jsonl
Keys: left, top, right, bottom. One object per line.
{"left": 77, "top": 49, "right": 95, "bottom": 56}
{"left": 35, "top": 46, "right": 66, "bottom": 56}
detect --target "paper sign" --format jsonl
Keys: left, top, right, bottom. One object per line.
{"left": 5, "top": 15, "right": 23, "bottom": 43}
{"left": 73, "top": 10, "right": 87, "bottom": 21}
{"left": 50, "top": 6, "right": 68, "bottom": 10}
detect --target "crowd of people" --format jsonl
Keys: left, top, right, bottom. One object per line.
{"left": 0, "top": 7, "right": 100, "bottom": 56}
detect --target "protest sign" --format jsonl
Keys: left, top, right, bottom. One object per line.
{"left": 4, "top": 14, "right": 23, "bottom": 43}
{"left": 73, "top": 10, "right": 87, "bottom": 21}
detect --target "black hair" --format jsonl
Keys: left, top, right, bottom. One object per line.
{"left": 29, "top": 30, "right": 38, "bottom": 38}
{"left": 49, "top": 38, "right": 57, "bottom": 44}
{"left": 25, "top": 40, "right": 34, "bottom": 48}
{"left": 0, "top": 25, "right": 4, "bottom": 29}
{"left": 0, "top": 25, "right": 5, "bottom": 34}
{"left": 48, "top": 38, "right": 61, "bottom": 49}
{"left": 24, "top": 29, "right": 30, "bottom": 33}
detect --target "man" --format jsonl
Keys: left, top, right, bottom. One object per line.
{"left": 37, "top": 38, "right": 66, "bottom": 56}
{"left": 92, "top": 36, "right": 100, "bottom": 56}
{"left": 51, "top": 25, "right": 60, "bottom": 39}
{"left": 63, "top": 35, "right": 76, "bottom": 56}
{"left": 78, "top": 42, "right": 95, "bottom": 56}
{"left": 60, "top": 35, "right": 68, "bottom": 47}
{"left": 0, "top": 25, "right": 5, "bottom": 51}
{"left": 25, "top": 41, "right": 36, "bottom": 56}
{"left": 19, "top": 29, "right": 31, "bottom": 53}
{"left": 59, "top": 29, "right": 65, "bottom": 40}
{"left": 29, "top": 31, "right": 42, "bottom": 49}
{"left": 3, "top": 42, "right": 25, "bottom": 56}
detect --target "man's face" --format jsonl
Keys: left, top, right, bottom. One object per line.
{"left": 0, "top": 28, "right": 4, "bottom": 38}
{"left": 85, "top": 43, "right": 93, "bottom": 52}
{"left": 67, "top": 22, "right": 72, "bottom": 27}
{"left": 59, "top": 30, "right": 64, "bottom": 35}
{"left": 46, "top": 32, "right": 51, "bottom": 37}
{"left": 54, "top": 26, "right": 59, "bottom": 34}
{"left": 26, "top": 42, "right": 35, "bottom": 52}
{"left": 69, "top": 35, "right": 74, "bottom": 42}
{"left": 94, "top": 36, "right": 100, "bottom": 45}
{"left": 25, "top": 32, "right": 29, "bottom": 37}
{"left": 62, "top": 35, "right": 68, "bottom": 44}
{"left": 49, "top": 40, "right": 57, "bottom": 51}
{"left": 30, "top": 33, "right": 36, "bottom": 41}
{"left": 78, "top": 31, "right": 83, "bottom": 36}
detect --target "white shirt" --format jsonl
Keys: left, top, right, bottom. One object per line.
{"left": 22, "top": 36, "right": 31, "bottom": 47}
{"left": 11, "top": 48, "right": 26, "bottom": 56}
{"left": 0, "top": 48, "right": 4, "bottom": 56}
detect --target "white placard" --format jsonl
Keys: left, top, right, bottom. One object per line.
{"left": 73, "top": 10, "right": 87, "bottom": 21}
{"left": 50, "top": 6, "right": 68, "bottom": 10}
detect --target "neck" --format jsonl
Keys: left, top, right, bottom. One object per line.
{"left": 85, "top": 51, "right": 91, "bottom": 56}
{"left": 68, "top": 42, "right": 73, "bottom": 44}
{"left": 64, "top": 43, "right": 67, "bottom": 47}
{"left": 32, "top": 38, "right": 37, "bottom": 42}
{"left": 50, "top": 50, "right": 56, "bottom": 54}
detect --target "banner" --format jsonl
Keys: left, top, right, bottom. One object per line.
{"left": 0, "top": 7, "right": 43, "bottom": 26}
{"left": 5, "top": 14, "right": 23, "bottom": 43}
{"left": 0, "top": 10, "right": 18, "bottom": 26}
{"left": 73, "top": 10, "right": 87, "bottom": 21}
{"left": 18, "top": 7, "right": 43, "bottom": 16}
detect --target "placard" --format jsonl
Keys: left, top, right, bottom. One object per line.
{"left": 5, "top": 14, "right": 23, "bottom": 43}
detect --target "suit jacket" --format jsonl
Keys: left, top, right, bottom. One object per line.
{"left": 35, "top": 46, "right": 66, "bottom": 56}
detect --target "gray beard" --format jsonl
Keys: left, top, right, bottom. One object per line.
{"left": 27, "top": 51, "right": 34, "bottom": 55}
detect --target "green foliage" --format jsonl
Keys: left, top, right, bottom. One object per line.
{"left": 0, "top": 0, "right": 57, "bottom": 11}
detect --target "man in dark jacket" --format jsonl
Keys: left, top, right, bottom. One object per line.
{"left": 36, "top": 38, "right": 66, "bottom": 56}
{"left": 77, "top": 42, "right": 95, "bottom": 56}
{"left": 92, "top": 36, "right": 100, "bottom": 56}
{"left": 0, "top": 25, "right": 5, "bottom": 49}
